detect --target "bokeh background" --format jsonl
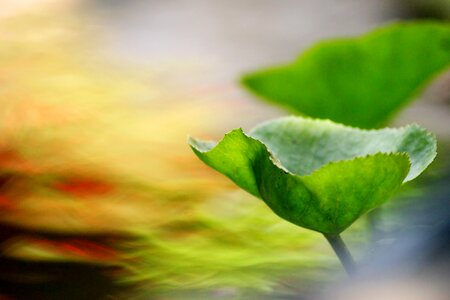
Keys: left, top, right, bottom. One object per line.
{"left": 0, "top": 1, "right": 449, "bottom": 299}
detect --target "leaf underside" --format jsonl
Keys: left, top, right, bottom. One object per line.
{"left": 242, "top": 22, "right": 450, "bottom": 129}
{"left": 189, "top": 117, "right": 436, "bottom": 234}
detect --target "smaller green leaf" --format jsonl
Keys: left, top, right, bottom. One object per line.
{"left": 242, "top": 22, "right": 450, "bottom": 128}
{"left": 189, "top": 117, "right": 436, "bottom": 234}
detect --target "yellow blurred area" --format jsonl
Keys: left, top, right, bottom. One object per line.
{"left": 0, "top": 2, "right": 332, "bottom": 296}
{"left": 0, "top": 4, "right": 234, "bottom": 233}
{"left": 0, "top": 0, "right": 78, "bottom": 18}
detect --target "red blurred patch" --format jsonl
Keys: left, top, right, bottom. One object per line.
{"left": 53, "top": 178, "right": 115, "bottom": 198}
{"left": 29, "top": 238, "right": 118, "bottom": 261}
{"left": 0, "top": 195, "right": 15, "bottom": 211}
{"left": 0, "top": 149, "right": 36, "bottom": 174}
{"left": 0, "top": 150, "right": 21, "bottom": 164}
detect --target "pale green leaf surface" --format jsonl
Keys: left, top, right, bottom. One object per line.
{"left": 242, "top": 22, "right": 450, "bottom": 128}
{"left": 189, "top": 117, "right": 436, "bottom": 234}
{"left": 250, "top": 117, "right": 436, "bottom": 182}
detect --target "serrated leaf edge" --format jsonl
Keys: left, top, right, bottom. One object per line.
{"left": 188, "top": 119, "right": 425, "bottom": 184}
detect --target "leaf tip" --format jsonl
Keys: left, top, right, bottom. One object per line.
{"left": 187, "top": 136, "right": 216, "bottom": 153}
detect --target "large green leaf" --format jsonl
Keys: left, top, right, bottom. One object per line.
{"left": 189, "top": 117, "right": 436, "bottom": 235}
{"left": 242, "top": 22, "right": 450, "bottom": 128}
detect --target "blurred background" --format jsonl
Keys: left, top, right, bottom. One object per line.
{"left": 0, "top": 1, "right": 449, "bottom": 299}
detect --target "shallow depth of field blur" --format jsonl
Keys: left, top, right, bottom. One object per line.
{"left": 0, "top": 1, "right": 449, "bottom": 299}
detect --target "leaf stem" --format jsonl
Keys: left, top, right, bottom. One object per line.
{"left": 324, "top": 234, "right": 356, "bottom": 276}
{"left": 367, "top": 209, "right": 381, "bottom": 243}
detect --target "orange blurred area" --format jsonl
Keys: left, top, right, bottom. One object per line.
{"left": 1, "top": 4, "right": 313, "bottom": 299}
{"left": 0, "top": 1, "right": 243, "bottom": 292}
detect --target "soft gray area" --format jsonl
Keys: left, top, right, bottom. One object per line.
{"left": 88, "top": 0, "right": 400, "bottom": 79}
{"left": 84, "top": 0, "right": 450, "bottom": 137}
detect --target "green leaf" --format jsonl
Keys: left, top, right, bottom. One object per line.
{"left": 242, "top": 22, "right": 450, "bottom": 128}
{"left": 189, "top": 117, "right": 436, "bottom": 234}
